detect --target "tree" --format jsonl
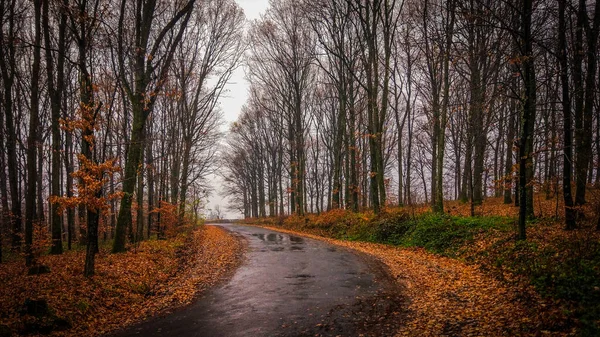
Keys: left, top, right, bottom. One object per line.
{"left": 517, "top": 0, "right": 536, "bottom": 240}
{"left": 173, "top": 0, "right": 244, "bottom": 224}
{"left": 0, "top": 0, "right": 23, "bottom": 250}
{"left": 24, "top": 0, "right": 43, "bottom": 266}
{"left": 44, "top": 0, "right": 69, "bottom": 255}
{"left": 558, "top": 0, "right": 576, "bottom": 230}
{"left": 573, "top": 0, "right": 600, "bottom": 207}
{"left": 113, "top": 0, "right": 196, "bottom": 253}
{"left": 247, "top": 0, "right": 316, "bottom": 215}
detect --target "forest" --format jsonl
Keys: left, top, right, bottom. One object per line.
{"left": 222, "top": 0, "right": 600, "bottom": 237}
{"left": 1, "top": 0, "right": 600, "bottom": 335}
{"left": 0, "top": 0, "right": 244, "bottom": 275}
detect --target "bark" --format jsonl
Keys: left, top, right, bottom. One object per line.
{"left": 146, "top": 125, "right": 154, "bottom": 239}
{"left": 558, "top": 0, "right": 576, "bottom": 229}
{"left": 494, "top": 108, "right": 505, "bottom": 198}
{"left": 0, "top": 109, "right": 7, "bottom": 263}
{"left": 65, "top": 119, "right": 75, "bottom": 250}
{"left": 423, "top": 0, "right": 439, "bottom": 211}
{"left": 0, "top": 0, "right": 22, "bottom": 250}
{"left": 363, "top": 1, "right": 381, "bottom": 214}
{"left": 45, "top": 0, "right": 67, "bottom": 255}
{"left": 504, "top": 104, "right": 515, "bottom": 204}
{"left": 575, "top": 0, "right": 600, "bottom": 205}
{"left": 518, "top": 0, "right": 536, "bottom": 240}
{"left": 136, "top": 148, "right": 144, "bottom": 242}
{"left": 332, "top": 70, "right": 345, "bottom": 209}
{"left": 348, "top": 79, "right": 359, "bottom": 211}
{"left": 24, "top": 0, "right": 43, "bottom": 266}
{"left": 573, "top": 0, "right": 585, "bottom": 206}
{"left": 435, "top": 0, "right": 455, "bottom": 213}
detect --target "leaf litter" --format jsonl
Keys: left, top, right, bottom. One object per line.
{"left": 0, "top": 225, "right": 244, "bottom": 336}
{"left": 256, "top": 225, "right": 573, "bottom": 337}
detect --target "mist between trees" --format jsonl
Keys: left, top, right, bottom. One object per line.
{"left": 220, "top": 0, "right": 600, "bottom": 241}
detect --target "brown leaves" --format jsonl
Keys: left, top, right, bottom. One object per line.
{"left": 257, "top": 226, "right": 574, "bottom": 336}
{"left": 0, "top": 226, "right": 244, "bottom": 336}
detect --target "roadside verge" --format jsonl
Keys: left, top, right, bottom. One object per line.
{"left": 253, "top": 225, "right": 571, "bottom": 336}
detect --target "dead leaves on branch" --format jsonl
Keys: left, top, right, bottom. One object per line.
{"left": 0, "top": 226, "right": 244, "bottom": 336}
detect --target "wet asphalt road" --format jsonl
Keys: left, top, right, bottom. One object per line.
{"left": 113, "top": 224, "right": 403, "bottom": 337}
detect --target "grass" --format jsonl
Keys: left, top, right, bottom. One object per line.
{"left": 371, "top": 213, "right": 512, "bottom": 255}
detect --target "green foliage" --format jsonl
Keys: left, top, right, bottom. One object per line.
{"left": 494, "top": 235, "right": 600, "bottom": 335}
{"left": 373, "top": 213, "right": 512, "bottom": 255}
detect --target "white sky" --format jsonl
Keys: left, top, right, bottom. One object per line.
{"left": 205, "top": 0, "right": 270, "bottom": 219}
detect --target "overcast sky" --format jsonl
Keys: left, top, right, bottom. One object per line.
{"left": 205, "top": 0, "right": 270, "bottom": 219}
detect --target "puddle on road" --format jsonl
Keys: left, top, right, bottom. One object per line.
{"left": 266, "top": 233, "right": 282, "bottom": 242}
{"left": 252, "top": 232, "right": 307, "bottom": 252}
{"left": 285, "top": 273, "right": 316, "bottom": 286}
{"left": 251, "top": 233, "right": 266, "bottom": 241}
{"left": 289, "top": 236, "right": 304, "bottom": 244}
{"left": 285, "top": 274, "right": 315, "bottom": 279}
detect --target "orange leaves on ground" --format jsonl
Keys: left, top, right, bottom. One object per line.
{"left": 0, "top": 226, "right": 244, "bottom": 336}
{"left": 258, "top": 226, "right": 573, "bottom": 336}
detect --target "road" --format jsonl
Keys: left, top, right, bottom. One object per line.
{"left": 113, "top": 224, "right": 404, "bottom": 337}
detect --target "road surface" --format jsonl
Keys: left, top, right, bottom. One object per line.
{"left": 113, "top": 224, "right": 404, "bottom": 337}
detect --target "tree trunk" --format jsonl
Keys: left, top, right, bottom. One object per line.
{"left": 113, "top": 0, "right": 195, "bottom": 253}
{"left": 45, "top": 0, "right": 67, "bottom": 255}
{"left": 114, "top": 103, "right": 146, "bottom": 252}
{"left": 517, "top": 0, "right": 536, "bottom": 240}
{"left": 504, "top": 104, "right": 515, "bottom": 204}
{"left": 558, "top": 0, "right": 576, "bottom": 229}
{"left": 0, "top": 0, "right": 22, "bottom": 250}
{"left": 24, "top": 0, "right": 42, "bottom": 266}
{"left": 575, "top": 0, "right": 600, "bottom": 205}
{"left": 146, "top": 126, "right": 154, "bottom": 239}
{"left": 136, "top": 148, "right": 144, "bottom": 242}
{"left": 0, "top": 109, "right": 8, "bottom": 263}
{"left": 65, "top": 120, "right": 75, "bottom": 250}
{"left": 435, "top": 0, "right": 455, "bottom": 213}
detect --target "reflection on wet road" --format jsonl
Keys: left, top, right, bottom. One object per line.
{"left": 252, "top": 232, "right": 306, "bottom": 252}
{"left": 113, "top": 224, "right": 402, "bottom": 337}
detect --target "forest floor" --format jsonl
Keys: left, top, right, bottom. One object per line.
{"left": 0, "top": 225, "right": 245, "bottom": 337}
{"left": 247, "top": 193, "right": 600, "bottom": 336}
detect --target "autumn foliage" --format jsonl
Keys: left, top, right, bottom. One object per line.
{"left": 50, "top": 156, "right": 121, "bottom": 215}
{"left": 150, "top": 201, "right": 185, "bottom": 239}
{"left": 0, "top": 226, "right": 244, "bottom": 336}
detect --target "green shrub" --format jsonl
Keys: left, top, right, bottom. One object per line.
{"left": 405, "top": 214, "right": 472, "bottom": 254}
{"left": 372, "top": 213, "right": 512, "bottom": 255}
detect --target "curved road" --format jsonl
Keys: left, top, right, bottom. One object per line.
{"left": 114, "top": 224, "right": 404, "bottom": 337}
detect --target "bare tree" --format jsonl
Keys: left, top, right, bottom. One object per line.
{"left": 113, "top": 0, "right": 196, "bottom": 253}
